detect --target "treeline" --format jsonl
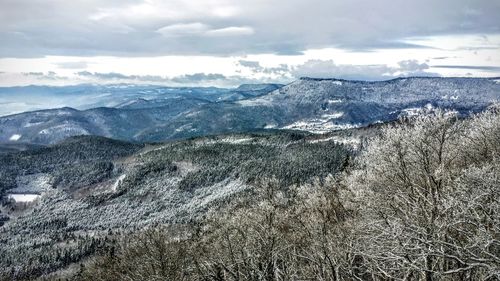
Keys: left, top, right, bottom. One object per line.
{"left": 76, "top": 107, "right": 499, "bottom": 281}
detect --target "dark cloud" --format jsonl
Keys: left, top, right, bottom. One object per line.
{"left": 0, "top": 0, "right": 499, "bottom": 57}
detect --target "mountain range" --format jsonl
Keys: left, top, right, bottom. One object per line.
{"left": 0, "top": 77, "right": 499, "bottom": 145}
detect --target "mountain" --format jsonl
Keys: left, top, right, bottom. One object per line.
{"left": 0, "top": 83, "right": 284, "bottom": 116}
{"left": 0, "top": 77, "right": 498, "bottom": 145}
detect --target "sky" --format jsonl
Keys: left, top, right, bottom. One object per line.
{"left": 0, "top": 0, "right": 499, "bottom": 87}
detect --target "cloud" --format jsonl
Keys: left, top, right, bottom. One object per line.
{"left": 171, "top": 73, "right": 227, "bottom": 83}
{"left": 431, "top": 65, "right": 500, "bottom": 72}
{"left": 157, "top": 23, "right": 253, "bottom": 38}
{"left": 237, "top": 60, "right": 289, "bottom": 75}
{"left": 1, "top": 0, "right": 499, "bottom": 57}
{"left": 54, "top": 61, "right": 88, "bottom": 69}
{"left": 238, "top": 60, "right": 261, "bottom": 69}
{"left": 23, "top": 72, "right": 45, "bottom": 76}
{"left": 22, "top": 71, "right": 68, "bottom": 81}
{"left": 72, "top": 71, "right": 264, "bottom": 87}
{"left": 75, "top": 71, "right": 169, "bottom": 82}
{"left": 291, "top": 59, "right": 438, "bottom": 80}
{"left": 156, "top": 23, "right": 209, "bottom": 37}
{"left": 205, "top": 26, "right": 254, "bottom": 37}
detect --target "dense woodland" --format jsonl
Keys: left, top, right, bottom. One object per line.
{"left": 0, "top": 107, "right": 498, "bottom": 280}
{"left": 75, "top": 107, "right": 499, "bottom": 281}
{"left": 0, "top": 131, "right": 350, "bottom": 280}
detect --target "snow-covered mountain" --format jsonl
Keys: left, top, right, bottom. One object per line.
{"left": 0, "top": 77, "right": 498, "bottom": 145}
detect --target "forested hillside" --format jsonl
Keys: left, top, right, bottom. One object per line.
{"left": 71, "top": 106, "right": 499, "bottom": 281}
{"left": 0, "top": 106, "right": 498, "bottom": 280}
{"left": 0, "top": 131, "right": 350, "bottom": 280}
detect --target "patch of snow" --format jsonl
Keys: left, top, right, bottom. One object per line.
{"left": 237, "top": 98, "right": 273, "bottom": 107}
{"left": 9, "top": 134, "right": 21, "bottom": 141}
{"left": 7, "top": 194, "right": 40, "bottom": 203}
{"left": 308, "top": 136, "right": 361, "bottom": 148}
{"left": 327, "top": 99, "right": 342, "bottom": 104}
{"left": 400, "top": 103, "right": 437, "bottom": 117}
{"left": 264, "top": 124, "right": 277, "bottom": 129}
{"left": 112, "top": 174, "right": 126, "bottom": 192}
{"left": 175, "top": 124, "right": 192, "bottom": 132}
{"left": 493, "top": 79, "right": 500, "bottom": 84}
{"left": 222, "top": 137, "right": 252, "bottom": 144}
{"left": 283, "top": 119, "right": 358, "bottom": 134}
{"left": 332, "top": 81, "right": 343, "bottom": 86}
{"left": 401, "top": 107, "right": 422, "bottom": 116}
{"left": 195, "top": 137, "right": 254, "bottom": 146}
{"left": 23, "top": 121, "right": 44, "bottom": 128}
{"left": 321, "top": 112, "right": 344, "bottom": 119}
{"left": 12, "top": 174, "right": 52, "bottom": 193}
{"left": 184, "top": 179, "right": 248, "bottom": 211}
{"left": 38, "top": 124, "right": 89, "bottom": 135}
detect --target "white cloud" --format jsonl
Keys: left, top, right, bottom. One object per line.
{"left": 157, "top": 24, "right": 254, "bottom": 38}
{"left": 1, "top": 0, "right": 499, "bottom": 57}
{"left": 291, "top": 59, "right": 437, "bottom": 80}
{"left": 157, "top": 23, "right": 210, "bottom": 37}
{"left": 54, "top": 61, "right": 88, "bottom": 69}
{"left": 205, "top": 26, "right": 254, "bottom": 37}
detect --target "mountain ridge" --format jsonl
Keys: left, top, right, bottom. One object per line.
{"left": 0, "top": 77, "right": 499, "bottom": 145}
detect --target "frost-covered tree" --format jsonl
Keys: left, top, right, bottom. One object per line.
{"left": 349, "top": 107, "right": 500, "bottom": 280}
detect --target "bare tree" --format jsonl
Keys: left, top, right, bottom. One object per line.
{"left": 349, "top": 109, "right": 500, "bottom": 280}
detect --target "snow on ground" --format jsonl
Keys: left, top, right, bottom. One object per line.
{"left": 282, "top": 119, "right": 358, "bottom": 134}
{"left": 308, "top": 136, "right": 361, "bottom": 148}
{"left": 12, "top": 173, "right": 52, "bottom": 193}
{"left": 23, "top": 121, "right": 44, "bottom": 128}
{"left": 175, "top": 123, "right": 193, "bottom": 132}
{"left": 198, "top": 137, "right": 254, "bottom": 146}
{"left": 264, "top": 124, "right": 277, "bottom": 129}
{"left": 184, "top": 179, "right": 248, "bottom": 212}
{"left": 112, "top": 174, "right": 127, "bottom": 192}
{"left": 328, "top": 99, "right": 342, "bottom": 104}
{"left": 9, "top": 134, "right": 21, "bottom": 141}
{"left": 7, "top": 194, "right": 41, "bottom": 203}
{"left": 400, "top": 103, "right": 435, "bottom": 117}
{"left": 237, "top": 97, "right": 274, "bottom": 107}
{"left": 321, "top": 112, "right": 344, "bottom": 119}
{"left": 221, "top": 137, "right": 253, "bottom": 144}
{"left": 38, "top": 123, "right": 89, "bottom": 135}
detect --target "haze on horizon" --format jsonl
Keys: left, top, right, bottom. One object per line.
{"left": 0, "top": 0, "right": 499, "bottom": 87}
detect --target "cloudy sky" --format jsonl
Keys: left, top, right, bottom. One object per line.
{"left": 0, "top": 0, "right": 499, "bottom": 86}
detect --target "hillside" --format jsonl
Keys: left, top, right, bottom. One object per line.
{"left": 1, "top": 77, "right": 498, "bottom": 145}
{"left": 0, "top": 131, "right": 351, "bottom": 279}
